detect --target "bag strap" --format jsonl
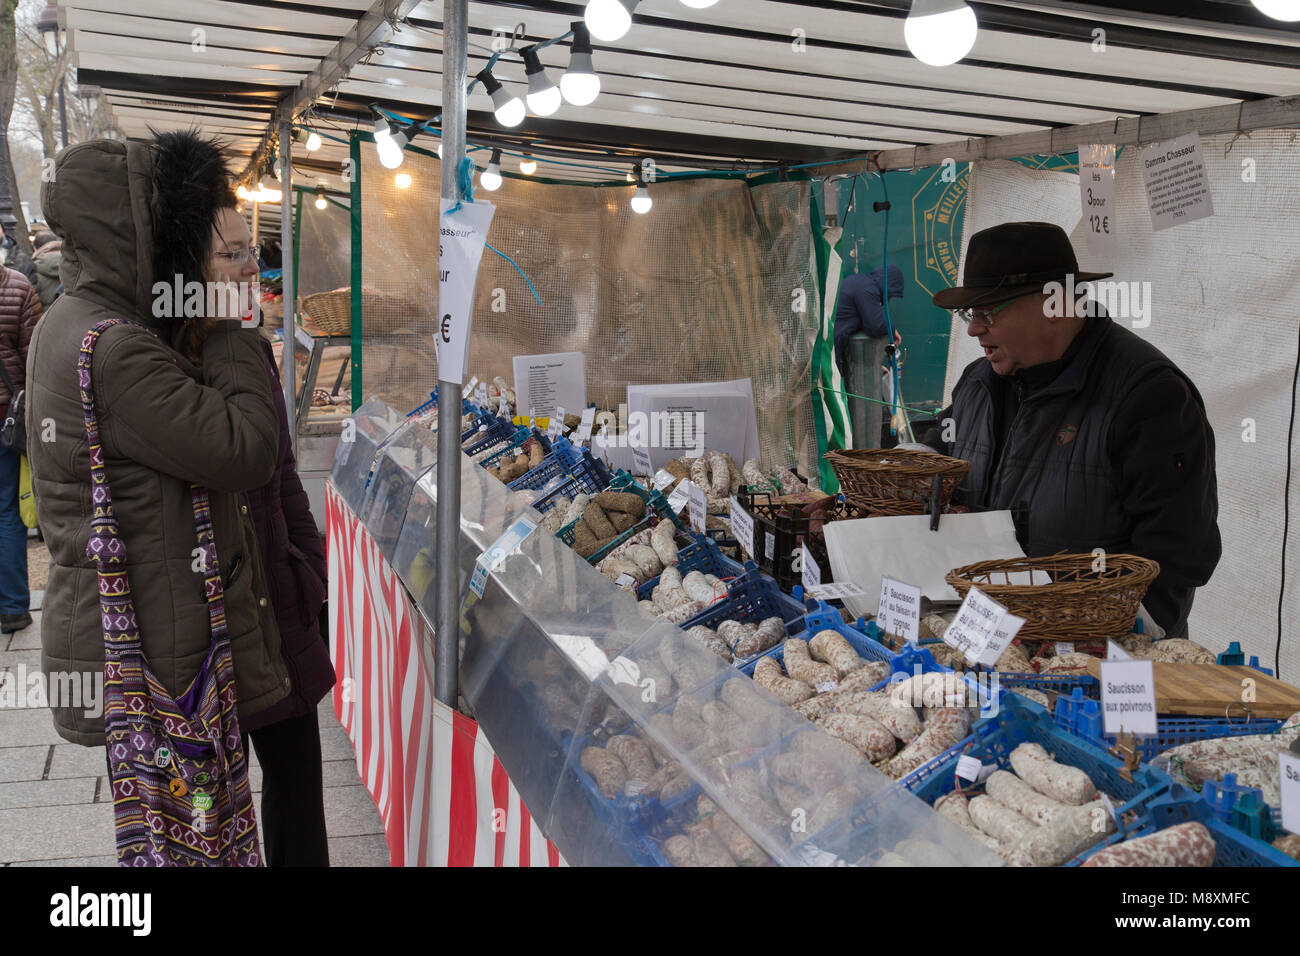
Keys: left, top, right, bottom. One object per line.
{"left": 78, "top": 319, "right": 230, "bottom": 648}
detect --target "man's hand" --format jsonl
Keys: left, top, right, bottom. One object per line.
{"left": 893, "top": 329, "right": 903, "bottom": 348}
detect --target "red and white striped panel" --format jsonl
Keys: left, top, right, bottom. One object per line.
{"left": 325, "top": 482, "right": 565, "bottom": 867}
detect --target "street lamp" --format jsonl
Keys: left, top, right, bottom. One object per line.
{"left": 37, "top": 3, "right": 69, "bottom": 150}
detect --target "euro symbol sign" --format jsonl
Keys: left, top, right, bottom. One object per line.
{"left": 440, "top": 314, "right": 452, "bottom": 343}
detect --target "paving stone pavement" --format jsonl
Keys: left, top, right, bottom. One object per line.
{"left": 0, "top": 612, "right": 389, "bottom": 866}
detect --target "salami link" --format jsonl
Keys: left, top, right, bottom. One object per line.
{"left": 1081, "top": 822, "right": 1216, "bottom": 867}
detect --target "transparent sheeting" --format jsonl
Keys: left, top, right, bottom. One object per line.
{"left": 341, "top": 402, "right": 1004, "bottom": 866}
{"left": 296, "top": 191, "right": 352, "bottom": 301}
{"left": 360, "top": 420, "right": 439, "bottom": 562}
{"left": 329, "top": 398, "right": 408, "bottom": 512}
{"left": 358, "top": 144, "right": 819, "bottom": 479}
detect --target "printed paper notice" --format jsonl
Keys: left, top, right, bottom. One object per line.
{"left": 1078, "top": 144, "right": 1117, "bottom": 255}
{"left": 512, "top": 352, "right": 585, "bottom": 419}
{"left": 729, "top": 496, "right": 754, "bottom": 558}
{"left": 1100, "top": 659, "right": 1158, "bottom": 737}
{"left": 876, "top": 577, "right": 921, "bottom": 644}
{"left": 435, "top": 199, "right": 496, "bottom": 385}
{"left": 1141, "top": 131, "right": 1214, "bottom": 232}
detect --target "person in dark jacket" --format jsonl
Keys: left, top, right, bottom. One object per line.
{"left": 1, "top": 235, "right": 37, "bottom": 287}
{"left": 0, "top": 266, "right": 41, "bottom": 632}
{"left": 28, "top": 132, "right": 288, "bottom": 747}
{"left": 923, "top": 222, "right": 1220, "bottom": 639}
{"left": 833, "top": 263, "right": 904, "bottom": 376}
{"left": 181, "top": 205, "right": 334, "bottom": 866}
{"left": 32, "top": 231, "right": 62, "bottom": 310}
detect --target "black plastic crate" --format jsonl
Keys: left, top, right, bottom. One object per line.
{"left": 737, "top": 489, "right": 869, "bottom": 593}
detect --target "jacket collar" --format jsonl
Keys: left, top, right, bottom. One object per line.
{"left": 972, "top": 313, "right": 1114, "bottom": 399}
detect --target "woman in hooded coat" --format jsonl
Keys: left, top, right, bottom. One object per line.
{"left": 26, "top": 132, "right": 290, "bottom": 771}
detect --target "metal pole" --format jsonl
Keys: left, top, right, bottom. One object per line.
{"left": 846, "top": 333, "right": 884, "bottom": 450}
{"left": 54, "top": 32, "right": 68, "bottom": 149}
{"left": 279, "top": 121, "right": 297, "bottom": 455}
{"left": 435, "top": 0, "right": 467, "bottom": 707}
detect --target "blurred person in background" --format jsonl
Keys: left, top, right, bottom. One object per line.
{"left": 31, "top": 230, "right": 63, "bottom": 310}
{"left": 0, "top": 263, "right": 41, "bottom": 633}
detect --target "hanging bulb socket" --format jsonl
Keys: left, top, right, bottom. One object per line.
{"left": 478, "top": 68, "right": 526, "bottom": 127}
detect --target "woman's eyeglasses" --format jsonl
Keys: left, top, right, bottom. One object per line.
{"left": 956, "top": 294, "right": 1026, "bottom": 327}
{"left": 213, "top": 245, "right": 260, "bottom": 266}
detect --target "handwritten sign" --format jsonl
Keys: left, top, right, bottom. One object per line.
{"left": 876, "top": 576, "right": 921, "bottom": 644}
{"left": 1100, "top": 660, "right": 1158, "bottom": 737}
{"left": 729, "top": 496, "right": 754, "bottom": 558}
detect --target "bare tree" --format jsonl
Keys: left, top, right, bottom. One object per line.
{"left": 0, "top": 0, "right": 33, "bottom": 254}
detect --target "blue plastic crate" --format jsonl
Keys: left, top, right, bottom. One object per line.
{"left": 902, "top": 697, "right": 1170, "bottom": 864}
{"left": 527, "top": 453, "right": 614, "bottom": 515}
{"left": 636, "top": 533, "right": 746, "bottom": 600}
{"left": 462, "top": 418, "right": 522, "bottom": 455}
{"left": 1048, "top": 686, "right": 1283, "bottom": 762}
{"left": 1073, "top": 784, "right": 1298, "bottom": 866}
{"left": 679, "top": 563, "right": 808, "bottom": 648}
{"left": 479, "top": 427, "right": 553, "bottom": 472}
{"left": 738, "top": 599, "right": 895, "bottom": 675}
{"left": 507, "top": 435, "right": 583, "bottom": 492}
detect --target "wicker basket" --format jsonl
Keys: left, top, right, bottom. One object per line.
{"left": 301, "top": 289, "right": 351, "bottom": 335}
{"left": 301, "top": 287, "right": 427, "bottom": 337}
{"left": 823, "top": 448, "right": 970, "bottom": 516}
{"left": 944, "top": 553, "right": 1160, "bottom": 643}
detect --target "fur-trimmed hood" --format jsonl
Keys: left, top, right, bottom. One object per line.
{"left": 41, "top": 131, "right": 233, "bottom": 328}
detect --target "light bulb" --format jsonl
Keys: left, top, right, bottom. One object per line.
{"left": 257, "top": 176, "right": 282, "bottom": 203}
{"left": 631, "top": 185, "right": 651, "bottom": 214}
{"left": 519, "top": 155, "right": 537, "bottom": 175}
{"left": 478, "top": 68, "right": 526, "bottom": 128}
{"left": 315, "top": 195, "right": 327, "bottom": 209}
{"left": 1252, "top": 0, "right": 1300, "bottom": 19}
{"left": 586, "top": 0, "right": 637, "bottom": 42}
{"left": 377, "top": 129, "right": 407, "bottom": 168}
{"left": 480, "top": 149, "right": 503, "bottom": 191}
{"left": 523, "top": 47, "right": 562, "bottom": 117}
{"left": 904, "top": 0, "right": 977, "bottom": 67}
{"left": 395, "top": 172, "right": 412, "bottom": 189}
{"left": 679, "top": 0, "right": 718, "bottom": 7}
{"left": 236, "top": 184, "right": 252, "bottom": 201}
{"left": 305, "top": 131, "right": 322, "bottom": 151}
{"left": 437, "top": 142, "right": 443, "bottom": 159}
{"left": 562, "top": 21, "right": 602, "bottom": 105}
{"left": 493, "top": 94, "right": 525, "bottom": 127}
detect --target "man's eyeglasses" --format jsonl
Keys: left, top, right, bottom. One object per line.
{"left": 214, "top": 245, "right": 260, "bottom": 266}
{"left": 956, "top": 294, "right": 1025, "bottom": 327}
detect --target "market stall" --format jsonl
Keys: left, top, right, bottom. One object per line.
{"left": 54, "top": 0, "right": 1300, "bottom": 869}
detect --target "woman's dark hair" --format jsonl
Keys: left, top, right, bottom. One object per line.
{"left": 149, "top": 129, "right": 238, "bottom": 328}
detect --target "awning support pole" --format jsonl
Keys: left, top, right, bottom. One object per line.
{"left": 435, "top": 0, "right": 468, "bottom": 708}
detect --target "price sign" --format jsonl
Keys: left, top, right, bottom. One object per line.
{"left": 806, "top": 581, "right": 866, "bottom": 601}
{"left": 497, "top": 399, "right": 510, "bottom": 418}
{"left": 764, "top": 532, "right": 775, "bottom": 561}
{"left": 462, "top": 375, "right": 479, "bottom": 399}
{"left": 801, "top": 543, "right": 821, "bottom": 590}
{"left": 1056, "top": 641, "right": 1076, "bottom": 656}
{"left": 1099, "top": 660, "right": 1158, "bottom": 737}
{"left": 729, "top": 496, "right": 754, "bottom": 558}
{"left": 687, "top": 480, "right": 707, "bottom": 533}
{"left": 614, "top": 572, "right": 637, "bottom": 589}
{"left": 1107, "top": 640, "right": 1134, "bottom": 661}
{"left": 652, "top": 469, "right": 676, "bottom": 492}
{"left": 574, "top": 407, "right": 595, "bottom": 443}
{"left": 944, "top": 587, "right": 1022, "bottom": 667}
{"left": 632, "top": 444, "right": 653, "bottom": 478}
{"left": 1280, "top": 752, "right": 1300, "bottom": 836}
{"left": 668, "top": 478, "right": 696, "bottom": 515}
{"left": 956, "top": 755, "right": 994, "bottom": 784}
{"left": 474, "top": 383, "right": 488, "bottom": 408}
{"left": 555, "top": 406, "right": 567, "bottom": 432}
{"left": 876, "top": 577, "right": 921, "bottom": 644}
{"left": 547, "top": 416, "right": 564, "bottom": 440}
{"left": 469, "top": 515, "right": 539, "bottom": 598}
{"left": 1078, "top": 144, "right": 1118, "bottom": 256}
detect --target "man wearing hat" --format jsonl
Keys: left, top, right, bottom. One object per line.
{"left": 924, "top": 221, "right": 1220, "bottom": 640}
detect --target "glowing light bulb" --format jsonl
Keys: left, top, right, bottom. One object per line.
{"left": 1252, "top": 0, "right": 1300, "bottom": 19}
{"left": 562, "top": 21, "right": 602, "bottom": 106}
{"left": 305, "top": 131, "right": 322, "bottom": 151}
{"left": 524, "top": 47, "right": 562, "bottom": 116}
{"left": 904, "top": 0, "right": 977, "bottom": 67}
{"left": 586, "top": 0, "right": 637, "bottom": 42}
{"left": 480, "top": 149, "right": 503, "bottom": 191}
{"left": 631, "top": 185, "right": 651, "bottom": 214}
{"left": 519, "top": 155, "right": 537, "bottom": 175}
{"left": 395, "top": 172, "right": 412, "bottom": 189}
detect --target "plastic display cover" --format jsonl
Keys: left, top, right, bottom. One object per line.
{"left": 346, "top": 404, "right": 1007, "bottom": 867}
{"left": 329, "top": 398, "right": 407, "bottom": 511}
{"left": 360, "top": 419, "right": 439, "bottom": 561}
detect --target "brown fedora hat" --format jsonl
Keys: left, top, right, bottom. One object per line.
{"left": 932, "top": 221, "right": 1113, "bottom": 311}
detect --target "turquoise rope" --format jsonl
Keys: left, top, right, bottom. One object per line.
{"left": 486, "top": 242, "right": 544, "bottom": 307}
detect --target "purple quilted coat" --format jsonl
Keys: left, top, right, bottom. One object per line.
{"left": 240, "top": 340, "right": 335, "bottom": 732}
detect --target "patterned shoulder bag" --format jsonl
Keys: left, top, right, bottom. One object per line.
{"left": 80, "top": 319, "right": 262, "bottom": 866}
